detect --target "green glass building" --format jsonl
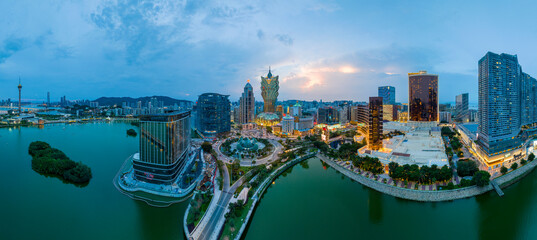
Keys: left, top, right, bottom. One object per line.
{"left": 133, "top": 111, "right": 191, "bottom": 184}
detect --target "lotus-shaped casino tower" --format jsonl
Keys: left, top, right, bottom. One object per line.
{"left": 261, "top": 67, "right": 279, "bottom": 113}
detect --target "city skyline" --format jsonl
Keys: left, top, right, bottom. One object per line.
{"left": 2, "top": 1, "right": 537, "bottom": 103}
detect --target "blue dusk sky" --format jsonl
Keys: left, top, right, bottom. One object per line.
{"left": 1, "top": 0, "right": 536, "bottom": 104}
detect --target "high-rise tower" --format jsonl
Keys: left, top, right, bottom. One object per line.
{"left": 260, "top": 67, "right": 279, "bottom": 113}
{"left": 478, "top": 52, "right": 523, "bottom": 156}
{"left": 378, "top": 86, "right": 396, "bottom": 105}
{"left": 408, "top": 71, "right": 438, "bottom": 122}
{"left": 368, "top": 97, "right": 383, "bottom": 150}
{"left": 18, "top": 77, "right": 22, "bottom": 115}
{"left": 239, "top": 80, "right": 255, "bottom": 124}
{"left": 455, "top": 93, "right": 469, "bottom": 121}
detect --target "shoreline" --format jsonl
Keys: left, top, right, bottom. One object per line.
{"left": 318, "top": 153, "right": 537, "bottom": 202}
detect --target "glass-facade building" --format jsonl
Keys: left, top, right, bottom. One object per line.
{"left": 368, "top": 97, "right": 383, "bottom": 150}
{"left": 317, "top": 107, "right": 339, "bottom": 125}
{"left": 477, "top": 52, "right": 537, "bottom": 157}
{"left": 455, "top": 93, "right": 469, "bottom": 121}
{"left": 239, "top": 81, "right": 255, "bottom": 124}
{"left": 378, "top": 86, "right": 396, "bottom": 105}
{"left": 196, "top": 93, "right": 231, "bottom": 136}
{"left": 408, "top": 71, "right": 438, "bottom": 122}
{"left": 134, "top": 111, "right": 191, "bottom": 184}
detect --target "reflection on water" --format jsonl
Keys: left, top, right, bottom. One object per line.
{"left": 136, "top": 201, "right": 189, "bottom": 240}
{"left": 368, "top": 190, "right": 383, "bottom": 224}
{"left": 246, "top": 158, "right": 537, "bottom": 240}
{"left": 477, "top": 170, "right": 537, "bottom": 240}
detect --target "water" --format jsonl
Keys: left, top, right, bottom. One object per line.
{"left": 0, "top": 123, "right": 188, "bottom": 240}
{"left": 245, "top": 158, "right": 537, "bottom": 240}
{"left": 3, "top": 124, "right": 537, "bottom": 240}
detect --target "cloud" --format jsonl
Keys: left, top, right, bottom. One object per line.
{"left": 275, "top": 34, "right": 293, "bottom": 46}
{"left": 0, "top": 37, "right": 27, "bottom": 63}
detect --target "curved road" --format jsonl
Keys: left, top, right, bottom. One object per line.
{"left": 214, "top": 137, "right": 283, "bottom": 167}
{"left": 197, "top": 162, "right": 248, "bottom": 240}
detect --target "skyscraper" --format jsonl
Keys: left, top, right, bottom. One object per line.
{"left": 408, "top": 71, "right": 438, "bottom": 122}
{"left": 239, "top": 80, "right": 255, "bottom": 124}
{"left": 196, "top": 93, "right": 231, "bottom": 136}
{"left": 378, "top": 86, "right": 396, "bottom": 105}
{"left": 47, "top": 92, "right": 50, "bottom": 106}
{"left": 455, "top": 93, "right": 469, "bottom": 121}
{"left": 134, "top": 111, "right": 191, "bottom": 184}
{"left": 477, "top": 52, "right": 532, "bottom": 158}
{"left": 17, "top": 78, "right": 22, "bottom": 115}
{"left": 368, "top": 97, "right": 383, "bottom": 150}
{"left": 317, "top": 107, "right": 339, "bottom": 125}
{"left": 260, "top": 67, "right": 279, "bottom": 113}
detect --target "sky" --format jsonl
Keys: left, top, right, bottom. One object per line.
{"left": 1, "top": 0, "right": 537, "bottom": 104}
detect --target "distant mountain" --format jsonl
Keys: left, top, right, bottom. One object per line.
{"left": 93, "top": 96, "right": 192, "bottom": 106}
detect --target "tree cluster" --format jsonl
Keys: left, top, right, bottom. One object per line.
{"left": 388, "top": 162, "right": 452, "bottom": 184}
{"left": 225, "top": 200, "right": 246, "bottom": 219}
{"left": 457, "top": 159, "right": 478, "bottom": 177}
{"left": 201, "top": 141, "right": 213, "bottom": 153}
{"left": 352, "top": 156, "right": 383, "bottom": 175}
{"left": 29, "top": 141, "right": 92, "bottom": 184}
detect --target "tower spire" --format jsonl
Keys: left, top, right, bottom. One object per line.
{"left": 267, "top": 66, "right": 272, "bottom": 78}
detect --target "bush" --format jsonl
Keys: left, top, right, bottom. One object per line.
{"left": 500, "top": 166, "right": 508, "bottom": 175}
{"left": 459, "top": 178, "right": 474, "bottom": 187}
{"left": 126, "top": 129, "right": 137, "bottom": 137}
{"left": 521, "top": 159, "right": 527, "bottom": 165}
{"left": 528, "top": 153, "right": 535, "bottom": 162}
{"left": 511, "top": 163, "right": 518, "bottom": 170}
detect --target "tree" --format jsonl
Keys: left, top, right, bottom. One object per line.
{"left": 473, "top": 171, "right": 491, "bottom": 187}
{"left": 201, "top": 141, "right": 213, "bottom": 153}
{"left": 500, "top": 166, "right": 508, "bottom": 175}
{"left": 528, "top": 153, "right": 535, "bottom": 162}
{"left": 511, "top": 162, "right": 518, "bottom": 170}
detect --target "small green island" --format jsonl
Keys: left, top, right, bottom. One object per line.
{"left": 28, "top": 141, "right": 92, "bottom": 184}
{"left": 126, "top": 129, "right": 137, "bottom": 137}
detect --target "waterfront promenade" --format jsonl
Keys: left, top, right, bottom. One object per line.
{"left": 318, "top": 153, "right": 537, "bottom": 202}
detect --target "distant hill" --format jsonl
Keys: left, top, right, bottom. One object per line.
{"left": 93, "top": 96, "right": 192, "bottom": 106}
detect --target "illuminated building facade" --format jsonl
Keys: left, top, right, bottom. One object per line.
{"left": 368, "top": 97, "right": 383, "bottom": 150}
{"left": 282, "top": 116, "right": 294, "bottom": 134}
{"left": 134, "top": 111, "right": 191, "bottom": 184}
{"left": 408, "top": 71, "right": 438, "bottom": 122}
{"left": 382, "top": 104, "right": 398, "bottom": 121}
{"left": 261, "top": 67, "right": 279, "bottom": 113}
{"left": 317, "top": 107, "right": 339, "bottom": 125}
